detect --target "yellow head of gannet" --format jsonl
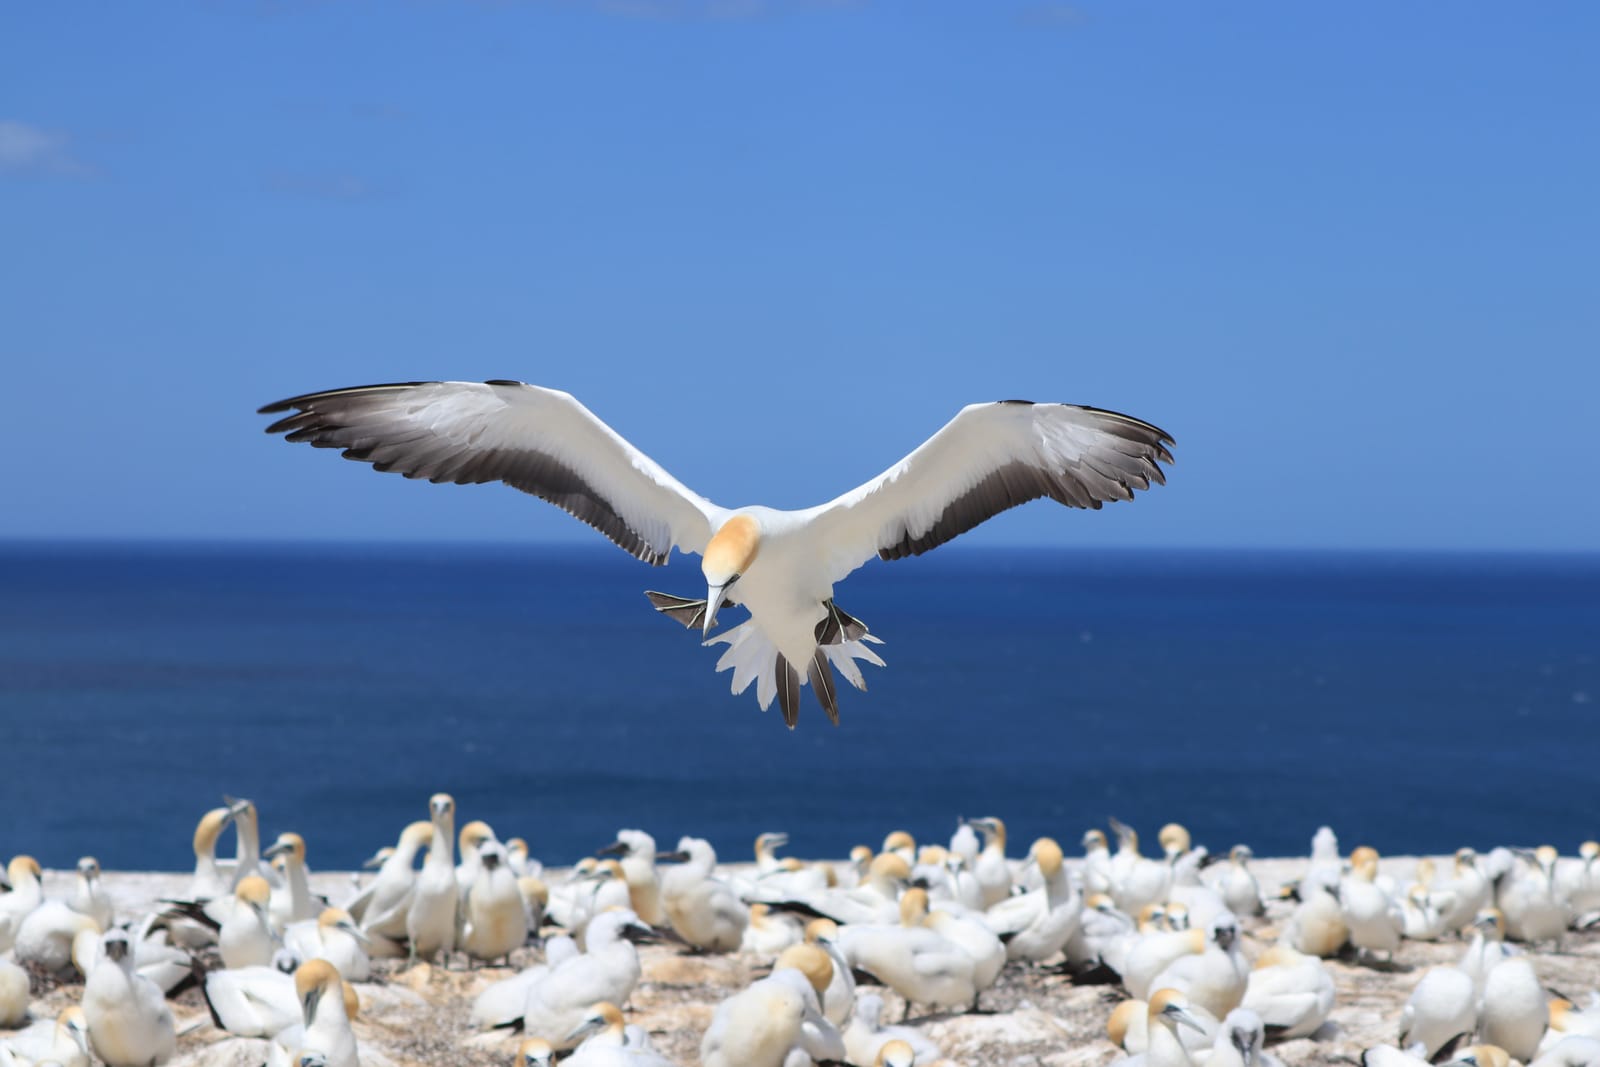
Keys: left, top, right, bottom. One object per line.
{"left": 1082, "top": 829, "right": 1108, "bottom": 853}
{"left": 1136, "top": 903, "right": 1166, "bottom": 932}
{"left": 1109, "top": 818, "right": 1142, "bottom": 856}
{"left": 518, "top": 875, "right": 549, "bottom": 909}
{"left": 518, "top": 1037, "right": 556, "bottom": 1067}
{"left": 1581, "top": 841, "right": 1600, "bottom": 867}
{"left": 1030, "top": 837, "right": 1064, "bottom": 877}
{"left": 849, "top": 845, "right": 873, "bottom": 873}
{"left": 1472, "top": 907, "right": 1506, "bottom": 940}
{"left": 1349, "top": 845, "right": 1379, "bottom": 870}
{"left": 1453, "top": 1046, "right": 1511, "bottom": 1067}
{"left": 265, "top": 832, "right": 307, "bottom": 864}
{"left": 1158, "top": 823, "right": 1191, "bottom": 859}
{"left": 898, "top": 887, "right": 930, "bottom": 927}
{"left": 1229, "top": 844, "right": 1253, "bottom": 864}
{"left": 700, "top": 514, "right": 761, "bottom": 636}
{"left": 916, "top": 844, "right": 948, "bottom": 867}
{"left": 294, "top": 959, "right": 343, "bottom": 1025}
{"left": 882, "top": 830, "right": 916, "bottom": 860}
{"left": 775, "top": 943, "right": 834, "bottom": 998}
{"left": 754, "top": 832, "right": 789, "bottom": 863}
{"left": 1148, "top": 987, "right": 1207, "bottom": 1035}
{"left": 1107, "top": 998, "right": 1143, "bottom": 1048}
{"left": 563, "top": 1001, "right": 625, "bottom": 1045}
{"left": 236, "top": 874, "right": 272, "bottom": 910}
{"left": 967, "top": 817, "right": 1006, "bottom": 849}
{"left": 318, "top": 907, "right": 370, "bottom": 945}
{"left": 876, "top": 1038, "right": 917, "bottom": 1067}
{"left": 460, "top": 820, "right": 496, "bottom": 855}
{"left": 192, "top": 808, "right": 233, "bottom": 860}
{"left": 7, "top": 855, "right": 42, "bottom": 886}
{"left": 868, "top": 853, "right": 911, "bottom": 892}
{"left": 803, "top": 917, "right": 839, "bottom": 946}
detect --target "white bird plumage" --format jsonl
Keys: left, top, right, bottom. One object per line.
{"left": 262, "top": 382, "right": 1172, "bottom": 727}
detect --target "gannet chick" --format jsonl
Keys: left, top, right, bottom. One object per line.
{"left": 1477, "top": 955, "right": 1547, "bottom": 1062}
{"left": 0, "top": 958, "right": 27, "bottom": 1027}
{"left": 660, "top": 837, "right": 747, "bottom": 953}
{"left": 1239, "top": 944, "right": 1334, "bottom": 1040}
{"left": 839, "top": 889, "right": 978, "bottom": 1016}
{"left": 596, "top": 830, "right": 666, "bottom": 925}
{"left": 520, "top": 911, "right": 652, "bottom": 1049}
{"left": 266, "top": 833, "right": 319, "bottom": 930}
{"left": 517, "top": 1037, "right": 555, "bottom": 1067}
{"left": 1342, "top": 849, "right": 1403, "bottom": 962}
{"left": 3, "top": 1006, "right": 91, "bottom": 1067}
{"left": 1500, "top": 846, "right": 1568, "bottom": 944}
{"left": 742, "top": 903, "right": 804, "bottom": 956}
{"left": 1147, "top": 913, "right": 1248, "bottom": 1019}
{"left": 82, "top": 929, "right": 176, "bottom": 1067}
{"left": 964, "top": 818, "right": 1011, "bottom": 909}
{"left": 472, "top": 935, "right": 579, "bottom": 1028}
{"left": 1398, "top": 965, "right": 1477, "bottom": 1059}
{"left": 68, "top": 857, "right": 114, "bottom": 931}
{"left": 464, "top": 842, "right": 529, "bottom": 964}
{"left": 803, "top": 918, "right": 855, "bottom": 1028}
{"left": 407, "top": 792, "right": 459, "bottom": 963}
{"left": 220, "top": 875, "right": 279, "bottom": 969}
{"left": 357, "top": 820, "right": 434, "bottom": 952}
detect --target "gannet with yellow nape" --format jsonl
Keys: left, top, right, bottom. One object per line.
{"left": 261, "top": 381, "right": 1173, "bottom": 727}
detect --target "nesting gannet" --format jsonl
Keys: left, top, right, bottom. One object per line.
{"left": 920, "top": 899, "right": 1005, "bottom": 998}
{"left": 1500, "top": 846, "right": 1568, "bottom": 943}
{"left": 771, "top": 943, "right": 849, "bottom": 1065}
{"left": 463, "top": 842, "right": 529, "bottom": 963}
{"left": 741, "top": 903, "right": 804, "bottom": 956}
{"left": 519, "top": 910, "right": 653, "bottom": 1049}
{"left": 220, "top": 875, "right": 280, "bottom": 969}
{"left": 802, "top": 919, "right": 855, "bottom": 1028}
{"left": 981, "top": 837, "right": 1080, "bottom": 963}
{"left": 760, "top": 853, "right": 909, "bottom": 927}
{"left": 1107, "top": 995, "right": 1218, "bottom": 1056}
{"left": 1205, "top": 847, "right": 1264, "bottom": 918}
{"left": 1341, "top": 849, "right": 1403, "bottom": 962}
{"left": 1284, "top": 882, "right": 1347, "bottom": 958}
{"left": 284, "top": 908, "right": 371, "bottom": 981}
{"left": 876, "top": 1039, "right": 921, "bottom": 1067}
{"left": 960, "top": 818, "right": 1010, "bottom": 909}
{"left": 596, "top": 830, "right": 666, "bottom": 926}
{"left": 204, "top": 965, "right": 302, "bottom": 1038}
{"left": 15, "top": 899, "right": 99, "bottom": 975}
{"left": 659, "top": 837, "right": 747, "bottom": 952}
{"left": 1398, "top": 965, "right": 1477, "bottom": 1059}
{"left": 562, "top": 1002, "right": 674, "bottom": 1067}
{"left": 1478, "top": 955, "right": 1547, "bottom": 1062}
{"left": 1124, "top": 918, "right": 1208, "bottom": 1002}
{"left": 471, "top": 935, "right": 579, "bottom": 1029}
{"left": 262, "top": 382, "right": 1172, "bottom": 727}
{"left": 1239, "top": 944, "right": 1335, "bottom": 1040}
{"left": 1138, "top": 989, "right": 1209, "bottom": 1067}
{"left": 1146, "top": 913, "right": 1248, "bottom": 1020}
{"left": 82, "top": 929, "right": 177, "bottom": 1067}
{"left": 1206, "top": 1009, "right": 1283, "bottom": 1067}
{"left": 2, "top": 1006, "right": 91, "bottom": 1067}
{"left": 1549, "top": 997, "right": 1600, "bottom": 1042}
{"left": 839, "top": 890, "right": 979, "bottom": 1015}
{"left": 355, "top": 820, "right": 433, "bottom": 951}
{"left": 843, "top": 994, "right": 941, "bottom": 1066}
{"left": 1108, "top": 820, "right": 1174, "bottom": 917}
{"left": 266, "top": 833, "right": 320, "bottom": 930}
{"left": 270, "top": 960, "right": 358, "bottom": 1067}
{"left": 407, "top": 793, "right": 459, "bottom": 962}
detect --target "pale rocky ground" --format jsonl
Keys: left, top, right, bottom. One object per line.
{"left": 14, "top": 858, "right": 1599, "bottom": 1067}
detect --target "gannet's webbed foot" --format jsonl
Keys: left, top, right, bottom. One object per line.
{"left": 644, "top": 591, "right": 735, "bottom": 632}
{"left": 813, "top": 599, "right": 869, "bottom": 645}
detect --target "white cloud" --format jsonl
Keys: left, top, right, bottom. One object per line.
{"left": 0, "top": 119, "right": 90, "bottom": 176}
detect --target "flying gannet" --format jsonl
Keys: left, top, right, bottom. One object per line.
{"left": 261, "top": 381, "right": 1172, "bottom": 727}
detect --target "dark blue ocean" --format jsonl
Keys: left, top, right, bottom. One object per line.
{"left": 2, "top": 543, "right": 1595, "bottom": 872}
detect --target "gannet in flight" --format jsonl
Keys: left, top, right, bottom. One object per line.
{"left": 261, "top": 381, "right": 1173, "bottom": 726}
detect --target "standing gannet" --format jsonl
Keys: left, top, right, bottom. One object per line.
{"left": 596, "top": 830, "right": 666, "bottom": 926}
{"left": 1205, "top": 846, "right": 1264, "bottom": 918}
{"left": 266, "top": 833, "right": 319, "bottom": 930}
{"left": 354, "top": 820, "right": 433, "bottom": 952}
{"left": 1398, "top": 964, "right": 1477, "bottom": 1060}
{"left": 261, "top": 382, "right": 1172, "bottom": 727}
{"left": 659, "top": 837, "right": 747, "bottom": 953}
{"left": 1478, "top": 955, "right": 1548, "bottom": 1062}
{"left": 463, "top": 843, "right": 529, "bottom": 964}
{"left": 982, "top": 837, "right": 1080, "bottom": 963}
{"left": 82, "top": 930, "right": 177, "bottom": 1067}
{"left": 407, "top": 793, "right": 459, "bottom": 963}
{"left": 803, "top": 919, "right": 855, "bottom": 1029}
{"left": 271, "top": 960, "right": 359, "bottom": 1067}
{"left": 70, "top": 857, "right": 114, "bottom": 931}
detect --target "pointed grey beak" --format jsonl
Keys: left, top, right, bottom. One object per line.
{"left": 702, "top": 585, "right": 727, "bottom": 638}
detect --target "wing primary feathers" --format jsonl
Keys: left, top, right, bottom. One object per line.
{"left": 775, "top": 655, "right": 801, "bottom": 729}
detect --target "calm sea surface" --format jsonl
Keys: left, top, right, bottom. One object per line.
{"left": 1, "top": 543, "right": 1595, "bottom": 871}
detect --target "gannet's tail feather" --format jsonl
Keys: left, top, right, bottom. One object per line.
{"left": 704, "top": 613, "right": 885, "bottom": 727}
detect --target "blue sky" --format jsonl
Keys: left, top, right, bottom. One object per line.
{"left": 3, "top": 1, "right": 1596, "bottom": 551}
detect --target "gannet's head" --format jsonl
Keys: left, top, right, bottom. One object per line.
{"left": 755, "top": 831, "right": 788, "bottom": 859}
{"left": 1164, "top": 901, "right": 1191, "bottom": 931}
{"left": 1453, "top": 1046, "right": 1511, "bottom": 1067}
{"left": 225, "top": 796, "right": 257, "bottom": 825}
{"left": 1415, "top": 857, "right": 1436, "bottom": 885}
{"left": 917, "top": 845, "right": 948, "bottom": 867}
{"left": 294, "top": 959, "right": 343, "bottom": 1024}
{"left": 966, "top": 817, "right": 1006, "bottom": 848}
{"left": 882, "top": 830, "right": 916, "bottom": 859}
{"left": 869, "top": 852, "right": 911, "bottom": 889}
{"left": 1083, "top": 828, "right": 1108, "bottom": 853}
{"left": 518, "top": 1038, "right": 556, "bottom": 1067}
{"left": 1208, "top": 913, "right": 1239, "bottom": 951}
{"left": 876, "top": 1039, "right": 917, "bottom": 1067}
{"left": 194, "top": 807, "right": 233, "bottom": 858}
{"left": 803, "top": 917, "right": 839, "bottom": 946}
{"left": 460, "top": 820, "right": 495, "bottom": 856}
{"left": 1107, "top": 998, "right": 1142, "bottom": 1047}
{"left": 1030, "top": 837, "right": 1064, "bottom": 878}
{"left": 237, "top": 874, "right": 272, "bottom": 915}
{"left": 102, "top": 928, "right": 132, "bottom": 963}
{"left": 519, "top": 875, "right": 549, "bottom": 910}
{"left": 1149, "top": 988, "right": 1206, "bottom": 1035}
{"left": 77, "top": 856, "right": 101, "bottom": 882}
{"left": 1109, "top": 817, "right": 1141, "bottom": 854}
{"left": 400, "top": 820, "right": 435, "bottom": 851}
{"left": 1349, "top": 845, "right": 1379, "bottom": 871}
{"left": 318, "top": 908, "right": 369, "bottom": 945}
{"left": 701, "top": 514, "right": 760, "bottom": 635}
{"left": 776, "top": 943, "right": 834, "bottom": 997}
{"left": 265, "top": 832, "right": 306, "bottom": 864}
{"left": 1580, "top": 840, "right": 1600, "bottom": 866}
{"left": 1159, "top": 823, "right": 1191, "bottom": 858}
{"left": 1472, "top": 907, "right": 1506, "bottom": 940}
{"left": 429, "top": 793, "right": 455, "bottom": 822}
{"left": 507, "top": 837, "right": 530, "bottom": 863}
{"left": 564, "top": 1001, "right": 624, "bottom": 1044}
{"left": 59, "top": 1006, "right": 89, "bottom": 1053}
{"left": 8, "top": 855, "right": 42, "bottom": 886}
{"left": 849, "top": 844, "right": 873, "bottom": 871}
{"left": 1224, "top": 1009, "right": 1266, "bottom": 1065}
{"left": 898, "top": 887, "right": 929, "bottom": 926}
{"left": 1230, "top": 844, "right": 1253, "bottom": 864}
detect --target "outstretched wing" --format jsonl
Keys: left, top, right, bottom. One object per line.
{"left": 260, "top": 381, "right": 720, "bottom": 564}
{"left": 804, "top": 400, "right": 1172, "bottom": 582}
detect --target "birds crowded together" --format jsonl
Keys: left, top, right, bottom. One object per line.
{"left": 2, "top": 799, "right": 1598, "bottom": 1067}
